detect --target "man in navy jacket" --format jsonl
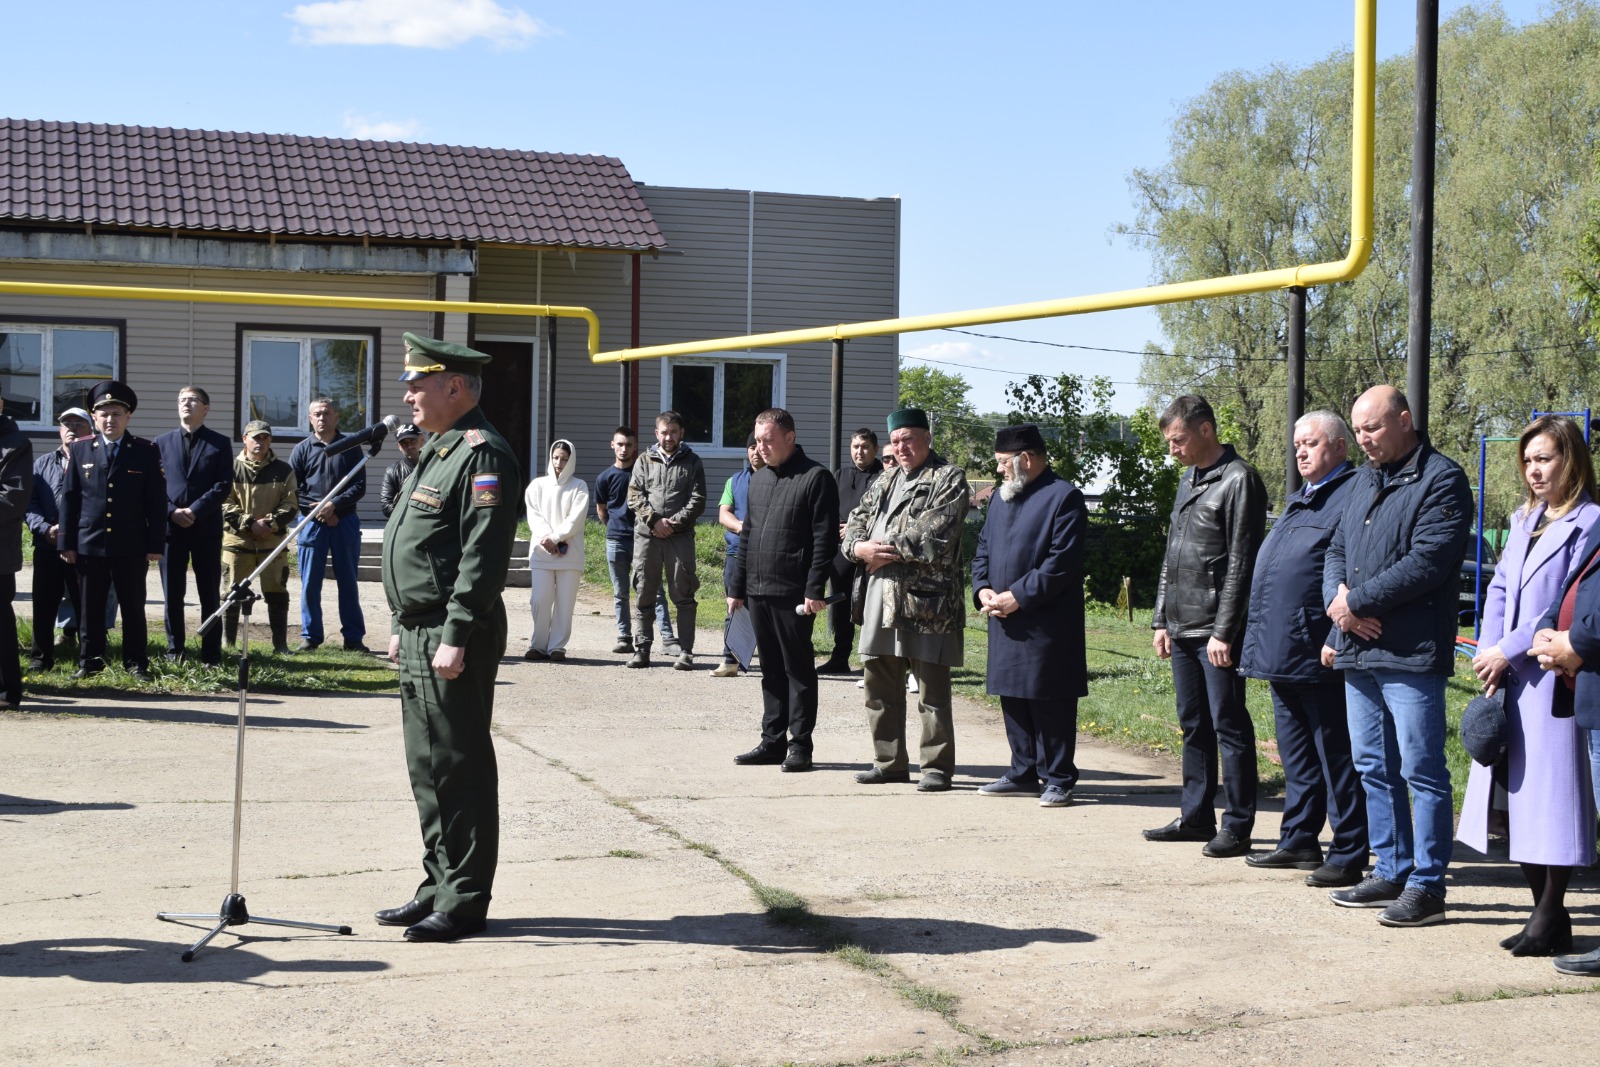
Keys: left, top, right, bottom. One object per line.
{"left": 971, "top": 424, "right": 1087, "bottom": 807}
{"left": 1240, "top": 411, "right": 1367, "bottom": 888}
{"left": 154, "top": 386, "right": 233, "bottom": 666}
{"left": 1323, "top": 386, "right": 1470, "bottom": 928}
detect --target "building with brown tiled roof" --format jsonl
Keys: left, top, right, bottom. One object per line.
{"left": 0, "top": 118, "right": 898, "bottom": 528}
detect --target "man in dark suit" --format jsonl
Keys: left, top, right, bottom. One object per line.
{"left": 0, "top": 393, "right": 33, "bottom": 708}
{"left": 25, "top": 407, "right": 92, "bottom": 670}
{"left": 59, "top": 381, "right": 167, "bottom": 680}
{"left": 1530, "top": 524, "right": 1600, "bottom": 976}
{"left": 970, "top": 424, "right": 1087, "bottom": 807}
{"left": 154, "top": 386, "right": 233, "bottom": 666}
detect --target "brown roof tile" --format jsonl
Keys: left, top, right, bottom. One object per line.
{"left": 0, "top": 117, "right": 666, "bottom": 251}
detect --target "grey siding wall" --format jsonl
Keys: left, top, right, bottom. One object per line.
{"left": 0, "top": 259, "right": 432, "bottom": 528}
{"left": 474, "top": 187, "right": 899, "bottom": 507}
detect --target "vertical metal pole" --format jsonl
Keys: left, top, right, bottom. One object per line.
{"left": 830, "top": 339, "right": 845, "bottom": 473}
{"left": 544, "top": 315, "right": 557, "bottom": 458}
{"left": 1286, "top": 286, "right": 1307, "bottom": 497}
{"left": 626, "top": 253, "right": 641, "bottom": 427}
{"left": 1476, "top": 435, "right": 1488, "bottom": 641}
{"left": 1408, "top": 0, "right": 1440, "bottom": 430}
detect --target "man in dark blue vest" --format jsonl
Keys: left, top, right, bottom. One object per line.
{"left": 1239, "top": 411, "right": 1368, "bottom": 888}
{"left": 60, "top": 381, "right": 167, "bottom": 680}
{"left": 154, "top": 386, "right": 233, "bottom": 666}
{"left": 971, "top": 424, "right": 1087, "bottom": 807}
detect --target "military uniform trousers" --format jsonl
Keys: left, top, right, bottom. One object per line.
{"left": 78, "top": 555, "right": 152, "bottom": 672}
{"left": 863, "top": 655, "right": 954, "bottom": 776}
{"left": 223, "top": 546, "right": 291, "bottom": 594}
{"left": 399, "top": 603, "right": 507, "bottom": 921}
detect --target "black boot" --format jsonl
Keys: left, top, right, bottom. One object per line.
{"left": 266, "top": 593, "right": 292, "bottom": 654}
{"left": 224, "top": 605, "right": 239, "bottom": 648}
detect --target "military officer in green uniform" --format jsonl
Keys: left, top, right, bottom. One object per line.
{"left": 376, "top": 333, "right": 521, "bottom": 943}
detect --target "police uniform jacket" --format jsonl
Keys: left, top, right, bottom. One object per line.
{"left": 61, "top": 434, "right": 166, "bottom": 558}
{"left": 970, "top": 468, "right": 1088, "bottom": 700}
{"left": 382, "top": 405, "right": 521, "bottom": 648}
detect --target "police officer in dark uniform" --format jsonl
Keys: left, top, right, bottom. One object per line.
{"left": 60, "top": 381, "right": 167, "bottom": 679}
{"left": 375, "top": 333, "right": 521, "bottom": 943}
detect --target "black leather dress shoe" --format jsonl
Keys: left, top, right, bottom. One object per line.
{"left": 1245, "top": 847, "right": 1323, "bottom": 870}
{"left": 403, "top": 911, "right": 487, "bottom": 942}
{"left": 780, "top": 749, "right": 813, "bottom": 772}
{"left": 733, "top": 744, "right": 786, "bottom": 765}
{"left": 1202, "top": 830, "right": 1250, "bottom": 858}
{"left": 1142, "top": 818, "right": 1213, "bottom": 843}
{"left": 1304, "top": 862, "right": 1364, "bottom": 888}
{"left": 375, "top": 899, "right": 433, "bottom": 927}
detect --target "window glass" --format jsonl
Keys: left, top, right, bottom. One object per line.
{"left": 52, "top": 329, "right": 116, "bottom": 419}
{"left": 673, "top": 364, "right": 715, "bottom": 443}
{"left": 723, "top": 363, "right": 773, "bottom": 448}
{"left": 0, "top": 331, "right": 43, "bottom": 422}
{"left": 309, "top": 338, "right": 370, "bottom": 432}
{"left": 247, "top": 339, "right": 301, "bottom": 429}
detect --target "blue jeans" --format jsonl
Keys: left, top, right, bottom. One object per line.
{"left": 297, "top": 514, "right": 365, "bottom": 645}
{"left": 606, "top": 538, "right": 672, "bottom": 642}
{"left": 1344, "top": 668, "right": 1452, "bottom": 896}
{"left": 1588, "top": 729, "right": 1600, "bottom": 817}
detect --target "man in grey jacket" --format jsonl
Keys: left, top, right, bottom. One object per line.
{"left": 627, "top": 410, "right": 707, "bottom": 670}
{"left": 1144, "top": 395, "right": 1267, "bottom": 857}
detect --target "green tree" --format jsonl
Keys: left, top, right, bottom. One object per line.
{"left": 1121, "top": 3, "right": 1600, "bottom": 499}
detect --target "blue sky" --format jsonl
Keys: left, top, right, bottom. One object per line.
{"left": 4, "top": 0, "right": 1552, "bottom": 415}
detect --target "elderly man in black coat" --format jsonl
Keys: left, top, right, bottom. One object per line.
{"left": 970, "top": 424, "right": 1088, "bottom": 807}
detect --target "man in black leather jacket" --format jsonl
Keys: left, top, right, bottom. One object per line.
{"left": 1144, "top": 395, "right": 1267, "bottom": 857}
{"left": 380, "top": 425, "right": 424, "bottom": 518}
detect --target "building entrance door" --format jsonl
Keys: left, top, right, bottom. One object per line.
{"left": 474, "top": 339, "right": 534, "bottom": 482}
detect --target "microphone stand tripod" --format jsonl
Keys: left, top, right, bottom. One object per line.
{"left": 157, "top": 436, "right": 385, "bottom": 961}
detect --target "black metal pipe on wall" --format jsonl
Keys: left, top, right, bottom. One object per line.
{"left": 1408, "top": 0, "right": 1439, "bottom": 430}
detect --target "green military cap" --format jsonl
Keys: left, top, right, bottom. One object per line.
{"left": 244, "top": 419, "right": 272, "bottom": 437}
{"left": 886, "top": 407, "right": 930, "bottom": 432}
{"left": 399, "top": 332, "right": 493, "bottom": 382}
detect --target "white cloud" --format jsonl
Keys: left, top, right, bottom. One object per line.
{"left": 901, "top": 340, "right": 1000, "bottom": 368}
{"left": 290, "top": 0, "right": 547, "bottom": 49}
{"left": 342, "top": 111, "right": 423, "bottom": 141}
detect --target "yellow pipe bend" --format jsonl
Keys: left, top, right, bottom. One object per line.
{"left": 595, "top": 0, "right": 1376, "bottom": 365}
{"left": 0, "top": 279, "right": 602, "bottom": 359}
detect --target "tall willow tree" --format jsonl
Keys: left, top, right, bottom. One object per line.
{"left": 1121, "top": 2, "right": 1600, "bottom": 501}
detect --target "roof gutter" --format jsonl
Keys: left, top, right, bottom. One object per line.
{"left": 0, "top": 278, "right": 602, "bottom": 359}
{"left": 592, "top": 0, "right": 1375, "bottom": 365}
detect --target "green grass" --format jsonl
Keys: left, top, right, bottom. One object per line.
{"left": 19, "top": 620, "right": 397, "bottom": 697}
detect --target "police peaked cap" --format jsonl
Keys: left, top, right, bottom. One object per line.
{"left": 89, "top": 380, "right": 138, "bottom": 413}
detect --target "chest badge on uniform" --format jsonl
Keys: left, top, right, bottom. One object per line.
{"left": 410, "top": 484, "right": 443, "bottom": 509}
{"left": 472, "top": 473, "right": 502, "bottom": 508}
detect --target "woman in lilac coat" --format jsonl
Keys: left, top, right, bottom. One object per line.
{"left": 1463, "top": 415, "right": 1599, "bottom": 956}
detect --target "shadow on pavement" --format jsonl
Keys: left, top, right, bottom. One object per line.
{"left": 0, "top": 794, "right": 135, "bottom": 814}
{"left": 491, "top": 913, "right": 1094, "bottom": 956}
{"left": 0, "top": 937, "right": 388, "bottom": 984}
{"left": 19, "top": 698, "right": 367, "bottom": 730}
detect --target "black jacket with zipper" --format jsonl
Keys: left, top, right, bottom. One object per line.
{"left": 1152, "top": 444, "right": 1268, "bottom": 645}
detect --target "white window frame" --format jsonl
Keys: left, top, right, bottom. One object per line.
{"left": 0, "top": 321, "right": 120, "bottom": 431}
{"left": 659, "top": 351, "right": 786, "bottom": 457}
{"left": 242, "top": 329, "right": 376, "bottom": 437}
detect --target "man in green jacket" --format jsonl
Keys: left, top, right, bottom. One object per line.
{"left": 220, "top": 419, "right": 297, "bottom": 653}
{"left": 376, "top": 333, "right": 521, "bottom": 943}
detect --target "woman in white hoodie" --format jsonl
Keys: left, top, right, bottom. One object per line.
{"left": 524, "top": 438, "right": 590, "bottom": 659}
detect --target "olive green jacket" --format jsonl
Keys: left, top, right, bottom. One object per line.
{"left": 841, "top": 452, "right": 970, "bottom": 634}
{"left": 382, "top": 406, "right": 521, "bottom": 647}
{"left": 221, "top": 449, "right": 296, "bottom": 553}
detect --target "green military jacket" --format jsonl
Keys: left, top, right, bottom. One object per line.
{"left": 382, "top": 405, "right": 521, "bottom": 647}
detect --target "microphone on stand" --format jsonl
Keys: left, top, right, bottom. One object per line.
{"left": 324, "top": 415, "right": 401, "bottom": 457}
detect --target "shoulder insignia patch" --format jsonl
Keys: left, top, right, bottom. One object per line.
{"left": 465, "top": 429, "right": 486, "bottom": 448}
{"left": 472, "top": 472, "right": 502, "bottom": 508}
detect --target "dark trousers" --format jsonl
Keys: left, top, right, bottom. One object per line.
{"left": 1000, "top": 696, "right": 1080, "bottom": 790}
{"left": 0, "top": 573, "right": 19, "bottom": 702}
{"left": 79, "top": 554, "right": 151, "bottom": 671}
{"left": 825, "top": 556, "right": 858, "bottom": 659}
{"left": 399, "top": 601, "right": 507, "bottom": 921}
{"left": 30, "top": 537, "right": 79, "bottom": 666}
{"left": 1170, "top": 635, "right": 1257, "bottom": 838}
{"left": 1270, "top": 677, "right": 1369, "bottom": 867}
{"left": 748, "top": 594, "right": 819, "bottom": 753}
{"left": 161, "top": 528, "right": 223, "bottom": 664}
